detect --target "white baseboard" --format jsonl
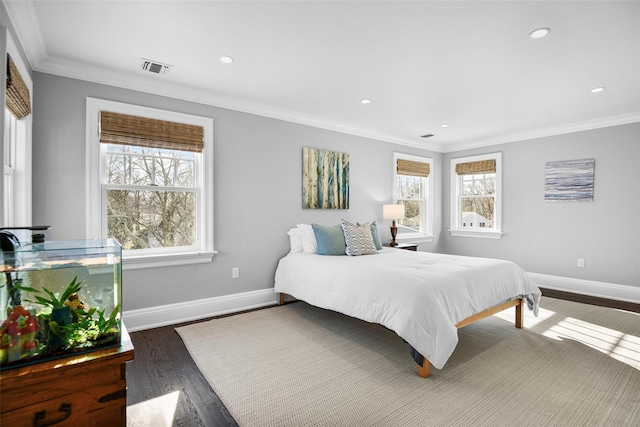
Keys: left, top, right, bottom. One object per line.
{"left": 123, "top": 289, "right": 278, "bottom": 332}
{"left": 528, "top": 273, "right": 639, "bottom": 304}
{"left": 123, "top": 276, "right": 638, "bottom": 332}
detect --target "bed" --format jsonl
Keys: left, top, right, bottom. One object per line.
{"left": 274, "top": 234, "right": 541, "bottom": 378}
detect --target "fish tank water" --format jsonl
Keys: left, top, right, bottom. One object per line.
{"left": 0, "top": 238, "right": 122, "bottom": 370}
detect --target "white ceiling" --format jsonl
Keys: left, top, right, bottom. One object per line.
{"left": 5, "top": 0, "right": 640, "bottom": 152}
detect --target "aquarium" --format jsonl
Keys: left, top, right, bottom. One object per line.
{"left": 0, "top": 238, "right": 122, "bottom": 370}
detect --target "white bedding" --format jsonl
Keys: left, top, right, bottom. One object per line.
{"left": 274, "top": 248, "right": 541, "bottom": 369}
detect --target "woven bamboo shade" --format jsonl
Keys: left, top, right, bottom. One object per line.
{"left": 455, "top": 159, "right": 496, "bottom": 175}
{"left": 397, "top": 159, "right": 430, "bottom": 178}
{"left": 99, "top": 111, "right": 204, "bottom": 153}
{"left": 6, "top": 55, "right": 31, "bottom": 119}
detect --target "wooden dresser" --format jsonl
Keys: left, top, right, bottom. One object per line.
{"left": 1, "top": 325, "right": 134, "bottom": 427}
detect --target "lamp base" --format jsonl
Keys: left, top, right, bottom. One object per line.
{"left": 390, "top": 223, "right": 398, "bottom": 246}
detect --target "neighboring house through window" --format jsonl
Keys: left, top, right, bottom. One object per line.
{"left": 86, "top": 98, "right": 215, "bottom": 269}
{"left": 450, "top": 152, "right": 502, "bottom": 239}
{"left": 393, "top": 153, "right": 433, "bottom": 241}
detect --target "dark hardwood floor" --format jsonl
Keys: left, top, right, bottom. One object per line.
{"left": 538, "top": 287, "right": 639, "bottom": 313}
{"left": 125, "top": 292, "right": 638, "bottom": 425}
{"left": 126, "top": 318, "right": 241, "bottom": 427}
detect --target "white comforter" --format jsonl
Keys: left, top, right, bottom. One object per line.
{"left": 274, "top": 248, "right": 541, "bottom": 369}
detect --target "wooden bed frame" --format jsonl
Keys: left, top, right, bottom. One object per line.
{"left": 417, "top": 298, "right": 523, "bottom": 377}
{"left": 278, "top": 293, "right": 524, "bottom": 378}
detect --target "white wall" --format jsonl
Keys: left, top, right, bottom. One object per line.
{"left": 442, "top": 123, "right": 640, "bottom": 292}
{"left": 31, "top": 72, "right": 442, "bottom": 315}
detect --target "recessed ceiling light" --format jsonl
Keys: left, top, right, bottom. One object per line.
{"left": 360, "top": 99, "right": 371, "bottom": 104}
{"left": 590, "top": 87, "right": 605, "bottom": 93}
{"left": 220, "top": 56, "right": 234, "bottom": 64}
{"left": 529, "top": 27, "right": 551, "bottom": 39}
{"left": 440, "top": 124, "right": 449, "bottom": 128}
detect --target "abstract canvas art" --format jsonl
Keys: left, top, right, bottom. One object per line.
{"left": 544, "top": 159, "right": 595, "bottom": 201}
{"left": 302, "top": 147, "right": 349, "bottom": 209}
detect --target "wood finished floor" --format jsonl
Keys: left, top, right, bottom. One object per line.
{"left": 125, "top": 293, "right": 638, "bottom": 426}
{"left": 126, "top": 318, "right": 240, "bottom": 427}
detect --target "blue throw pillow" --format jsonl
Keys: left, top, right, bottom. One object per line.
{"left": 312, "top": 224, "right": 347, "bottom": 255}
{"left": 370, "top": 221, "right": 383, "bottom": 250}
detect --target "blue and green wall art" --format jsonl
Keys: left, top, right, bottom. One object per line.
{"left": 302, "top": 147, "right": 350, "bottom": 209}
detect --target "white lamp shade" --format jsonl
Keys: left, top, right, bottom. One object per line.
{"left": 383, "top": 204, "right": 405, "bottom": 220}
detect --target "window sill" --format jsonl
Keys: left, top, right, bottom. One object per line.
{"left": 448, "top": 229, "right": 503, "bottom": 239}
{"left": 122, "top": 251, "right": 217, "bottom": 270}
{"left": 396, "top": 234, "right": 434, "bottom": 244}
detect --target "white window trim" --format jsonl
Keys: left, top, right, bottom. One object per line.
{"left": 449, "top": 152, "right": 503, "bottom": 239}
{"left": 86, "top": 98, "right": 216, "bottom": 270}
{"left": 393, "top": 152, "right": 434, "bottom": 243}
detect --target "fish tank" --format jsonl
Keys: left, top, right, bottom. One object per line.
{"left": 0, "top": 238, "right": 122, "bottom": 370}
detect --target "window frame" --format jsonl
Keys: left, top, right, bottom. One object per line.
{"left": 86, "top": 98, "right": 215, "bottom": 269}
{"left": 2, "top": 37, "right": 32, "bottom": 228}
{"left": 449, "top": 152, "right": 503, "bottom": 239}
{"left": 393, "top": 152, "right": 434, "bottom": 243}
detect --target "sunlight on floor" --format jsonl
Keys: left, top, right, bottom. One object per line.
{"left": 542, "top": 316, "right": 640, "bottom": 370}
{"left": 494, "top": 305, "right": 556, "bottom": 327}
{"left": 127, "top": 390, "right": 180, "bottom": 427}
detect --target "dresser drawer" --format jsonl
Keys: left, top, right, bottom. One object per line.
{"left": 1, "top": 386, "right": 126, "bottom": 427}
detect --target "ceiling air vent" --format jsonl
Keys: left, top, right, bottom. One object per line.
{"left": 420, "top": 133, "right": 435, "bottom": 139}
{"left": 140, "top": 58, "right": 172, "bottom": 75}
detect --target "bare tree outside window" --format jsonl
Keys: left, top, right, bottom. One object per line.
{"left": 106, "top": 144, "right": 196, "bottom": 250}
{"left": 396, "top": 174, "right": 424, "bottom": 233}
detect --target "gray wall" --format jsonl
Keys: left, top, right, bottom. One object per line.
{"left": 32, "top": 72, "right": 442, "bottom": 311}
{"left": 29, "top": 72, "right": 640, "bottom": 313}
{"left": 442, "top": 123, "right": 640, "bottom": 288}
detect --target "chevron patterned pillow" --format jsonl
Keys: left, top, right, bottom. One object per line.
{"left": 340, "top": 219, "right": 378, "bottom": 256}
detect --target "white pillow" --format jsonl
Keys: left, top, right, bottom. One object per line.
{"left": 287, "top": 227, "right": 303, "bottom": 253}
{"left": 296, "top": 223, "right": 318, "bottom": 254}
{"left": 340, "top": 219, "right": 378, "bottom": 256}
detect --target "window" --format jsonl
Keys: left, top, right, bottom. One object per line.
{"left": 393, "top": 153, "right": 433, "bottom": 241}
{"left": 86, "top": 98, "right": 215, "bottom": 269}
{"left": 3, "top": 50, "right": 32, "bottom": 227}
{"left": 450, "top": 152, "right": 502, "bottom": 239}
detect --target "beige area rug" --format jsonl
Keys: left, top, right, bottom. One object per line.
{"left": 176, "top": 297, "right": 640, "bottom": 426}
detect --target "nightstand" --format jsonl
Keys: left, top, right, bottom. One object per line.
{"left": 383, "top": 243, "right": 418, "bottom": 251}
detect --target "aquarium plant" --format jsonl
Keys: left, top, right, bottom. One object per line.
{"left": 15, "top": 277, "right": 120, "bottom": 352}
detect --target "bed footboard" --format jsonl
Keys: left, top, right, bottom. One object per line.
{"left": 417, "top": 298, "right": 524, "bottom": 378}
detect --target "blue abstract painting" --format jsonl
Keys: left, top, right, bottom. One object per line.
{"left": 544, "top": 159, "right": 595, "bottom": 202}
{"left": 302, "top": 147, "right": 350, "bottom": 209}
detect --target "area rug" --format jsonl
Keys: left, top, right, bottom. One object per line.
{"left": 176, "top": 297, "right": 640, "bottom": 426}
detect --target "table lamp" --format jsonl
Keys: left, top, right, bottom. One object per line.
{"left": 383, "top": 204, "right": 405, "bottom": 247}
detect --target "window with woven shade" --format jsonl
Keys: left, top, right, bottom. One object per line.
{"left": 450, "top": 153, "right": 503, "bottom": 239}
{"left": 4, "top": 50, "right": 33, "bottom": 228}
{"left": 6, "top": 54, "right": 31, "bottom": 119}
{"left": 393, "top": 153, "right": 434, "bottom": 240}
{"left": 87, "top": 98, "right": 215, "bottom": 268}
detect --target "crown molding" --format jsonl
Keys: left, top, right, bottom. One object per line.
{"left": 34, "top": 54, "right": 445, "bottom": 152}
{"left": 4, "top": 0, "right": 636, "bottom": 155}
{"left": 2, "top": 0, "right": 47, "bottom": 70}
{"left": 441, "top": 112, "right": 640, "bottom": 153}
{"left": 36, "top": 54, "right": 640, "bottom": 155}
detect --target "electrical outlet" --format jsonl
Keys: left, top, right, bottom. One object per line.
{"left": 577, "top": 259, "right": 585, "bottom": 268}
{"left": 232, "top": 267, "right": 240, "bottom": 279}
